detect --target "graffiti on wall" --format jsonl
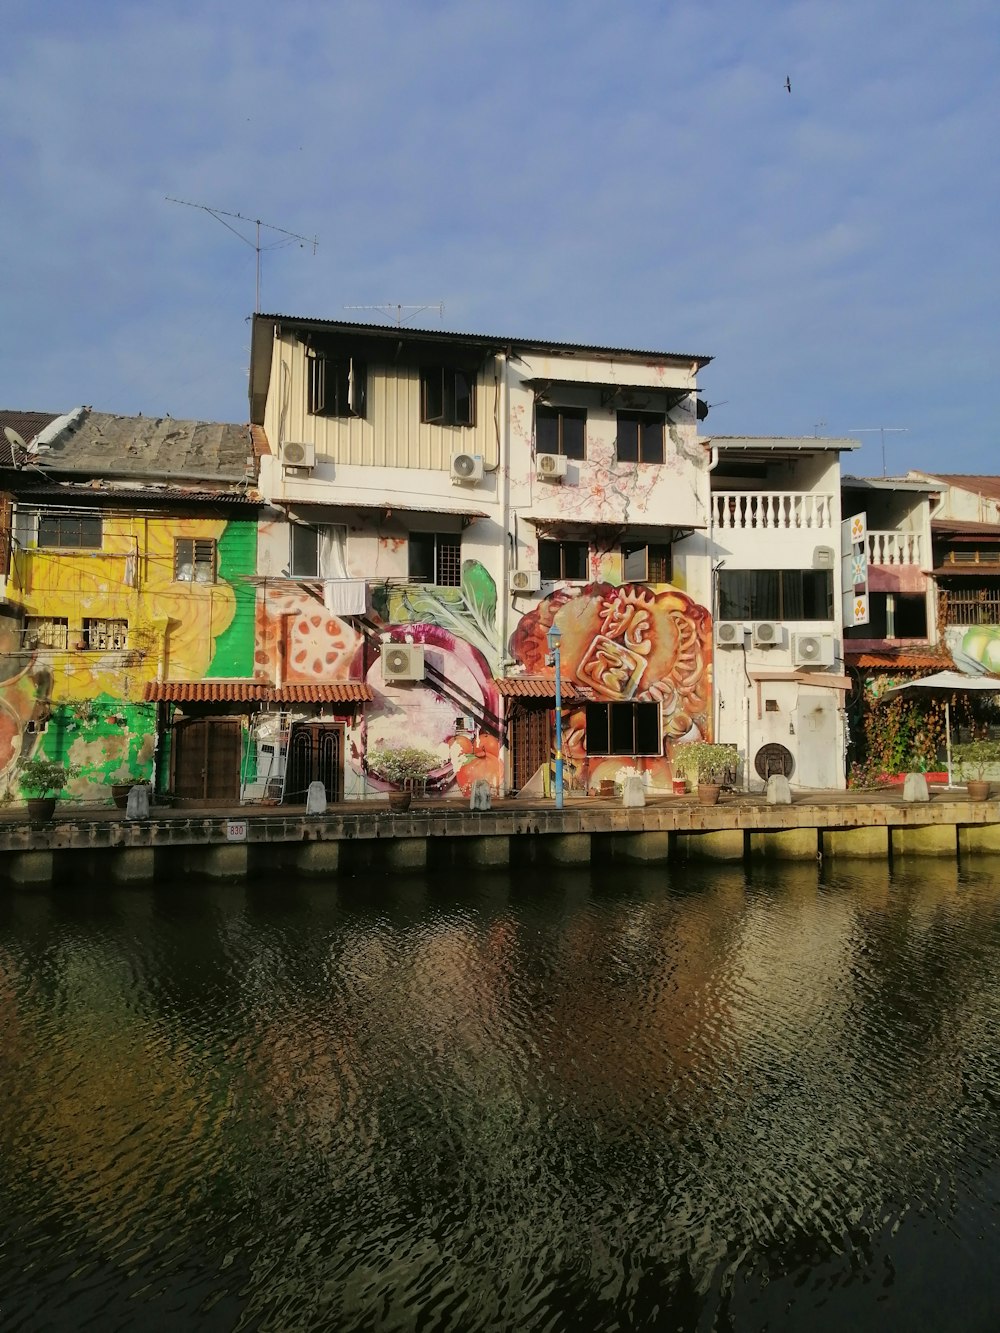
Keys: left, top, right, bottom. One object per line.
{"left": 509, "top": 581, "right": 713, "bottom": 789}
{"left": 946, "top": 626, "right": 1000, "bottom": 676}
{"left": 0, "top": 515, "right": 256, "bottom": 799}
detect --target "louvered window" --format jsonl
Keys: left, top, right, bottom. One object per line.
{"left": 84, "top": 618, "right": 128, "bottom": 651}
{"left": 174, "top": 538, "right": 217, "bottom": 583}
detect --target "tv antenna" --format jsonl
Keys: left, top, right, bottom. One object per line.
{"left": 344, "top": 303, "right": 445, "bottom": 326}
{"left": 847, "top": 426, "right": 909, "bottom": 477}
{"left": 166, "top": 196, "right": 318, "bottom": 313}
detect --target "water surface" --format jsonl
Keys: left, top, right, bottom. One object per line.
{"left": 2, "top": 859, "right": 1000, "bottom": 1330}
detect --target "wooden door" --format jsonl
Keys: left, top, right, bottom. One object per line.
{"left": 285, "top": 723, "right": 344, "bottom": 804}
{"left": 508, "top": 705, "right": 550, "bottom": 794}
{"left": 173, "top": 718, "right": 242, "bottom": 802}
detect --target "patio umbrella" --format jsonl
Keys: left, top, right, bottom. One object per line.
{"left": 881, "top": 670, "right": 1000, "bottom": 786}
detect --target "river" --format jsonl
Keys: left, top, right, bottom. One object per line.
{"left": 3, "top": 858, "right": 1000, "bottom": 1331}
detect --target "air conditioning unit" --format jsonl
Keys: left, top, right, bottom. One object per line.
{"left": 812, "top": 545, "right": 835, "bottom": 569}
{"left": 450, "top": 452, "right": 484, "bottom": 484}
{"left": 536, "top": 453, "right": 568, "bottom": 482}
{"left": 382, "top": 642, "right": 424, "bottom": 681}
{"left": 753, "top": 621, "right": 782, "bottom": 648}
{"left": 792, "top": 632, "right": 835, "bottom": 668}
{"left": 511, "top": 568, "right": 541, "bottom": 593}
{"left": 282, "top": 440, "right": 315, "bottom": 470}
{"left": 715, "top": 622, "right": 744, "bottom": 648}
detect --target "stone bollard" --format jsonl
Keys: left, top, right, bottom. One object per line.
{"left": 125, "top": 784, "right": 150, "bottom": 820}
{"left": 902, "top": 772, "right": 930, "bottom": 803}
{"left": 470, "top": 778, "right": 492, "bottom": 811}
{"left": 306, "top": 781, "right": 327, "bottom": 815}
{"left": 622, "top": 775, "right": 646, "bottom": 808}
{"left": 766, "top": 775, "right": 792, "bottom": 805}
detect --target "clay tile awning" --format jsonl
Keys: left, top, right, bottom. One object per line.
{"left": 143, "top": 681, "right": 373, "bottom": 703}
{"left": 495, "top": 676, "right": 580, "bottom": 699}
{"left": 845, "top": 650, "right": 952, "bottom": 669}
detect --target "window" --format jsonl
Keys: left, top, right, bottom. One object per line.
{"left": 845, "top": 592, "right": 927, "bottom": 639}
{"left": 408, "top": 532, "right": 462, "bottom": 586}
{"left": 621, "top": 543, "right": 672, "bottom": 583}
{"left": 308, "top": 354, "right": 366, "bottom": 418}
{"left": 288, "top": 523, "right": 348, "bottom": 579}
{"left": 536, "top": 406, "right": 586, "bottom": 460}
{"left": 717, "top": 569, "right": 833, "bottom": 621}
{"left": 616, "top": 411, "right": 665, "bottom": 464}
{"left": 585, "top": 702, "right": 661, "bottom": 756}
{"left": 174, "top": 538, "right": 217, "bottom": 583}
{"left": 23, "top": 616, "right": 68, "bottom": 650}
{"left": 84, "top": 618, "right": 128, "bottom": 651}
{"left": 538, "top": 539, "right": 589, "bottom": 581}
{"left": 37, "top": 513, "right": 102, "bottom": 549}
{"left": 420, "top": 367, "right": 476, "bottom": 426}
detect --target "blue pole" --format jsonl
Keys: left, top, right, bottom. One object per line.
{"left": 554, "top": 644, "right": 564, "bottom": 810}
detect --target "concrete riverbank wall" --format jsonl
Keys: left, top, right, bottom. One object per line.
{"left": 2, "top": 794, "right": 999, "bottom": 886}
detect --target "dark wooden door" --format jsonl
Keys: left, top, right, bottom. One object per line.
{"left": 509, "top": 705, "right": 550, "bottom": 793}
{"left": 173, "top": 718, "right": 242, "bottom": 801}
{"left": 285, "top": 723, "right": 344, "bottom": 804}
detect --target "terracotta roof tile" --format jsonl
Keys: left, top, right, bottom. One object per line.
{"left": 143, "top": 681, "right": 372, "bottom": 703}
{"left": 496, "top": 676, "right": 580, "bottom": 699}
{"left": 846, "top": 649, "right": 953, "bottom": 669}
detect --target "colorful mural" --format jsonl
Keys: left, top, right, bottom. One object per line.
{"left": 0, "top": 513, "right": 256, "bottom": 802}
{"left": 947, "top": 626, "right": 1000, "bottom": 676}
{"left": 510, "top": 581, "right": 713, "bottom": 790}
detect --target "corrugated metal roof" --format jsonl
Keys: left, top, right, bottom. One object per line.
{"left": 13, "top": 481, "right": 258, "bottom": 506}
{"left": 143, "top": 681, "right": 373, "bottom": 703}
{"left": 931, "top": 518, "right": 1000, "bottom": 536}
{"left": 0, "top": 410, "right": 58, "bottom": 467}
{"left": 710, "top": 436, "right": 859, "bottom": 451}
{"left": 921, "top": 474, "right": 1000, "bottom": 502}
{"left": 496, "top": 676, "right": 580, "bottom": 699}
{"left": 256, "top": 312, "right": 713, "bottom": 368}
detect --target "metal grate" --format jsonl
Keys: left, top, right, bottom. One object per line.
{"left": 436, "top": 536, "right": 462, "bottom": 587}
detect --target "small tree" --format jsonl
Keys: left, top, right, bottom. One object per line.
{"left": 953, "top": 738, "right": 1000, "bottom": 783}
{"left": 18, "top": 756, "right": 78, "bottom": 798}
{"left": 367, "top": 744, "right": 441, "bottom": 788}
{"left": 673, "top": 742, "right": 738, "bottom": 787}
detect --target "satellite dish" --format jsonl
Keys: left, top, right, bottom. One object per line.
{"left": 3, "top": 426, "right": 27, "bottom": 467}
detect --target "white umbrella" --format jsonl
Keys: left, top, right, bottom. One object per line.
{"left": 881, "top": 670, "right": 1000, "bottom": 786}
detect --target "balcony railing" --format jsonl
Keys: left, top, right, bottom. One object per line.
{"left": 943, "top": 590, "right": 1000, "bottom": 626}
{"left": 713, "top": 492, "right": 834, "bottom": 531}
{"left": 867, "top": 530, "right": 921, "bottom": 566}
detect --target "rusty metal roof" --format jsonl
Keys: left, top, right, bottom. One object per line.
{"left": 0, "top": 410, "right": 59, "bottom": 467}
{"left": 143, "top": 681, "right": 373, "bottom": 703}
{"left": 496, "top": 676, "right": 580, "bottom": 699}
{"left": 846, "top": 648, "right": 952, "bottom": 669}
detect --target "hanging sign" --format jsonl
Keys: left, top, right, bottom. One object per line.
{"left": 841, "top": 511, "right": 869, "bottom": 626}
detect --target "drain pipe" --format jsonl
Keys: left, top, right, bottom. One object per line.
{"left": 706, "top": 444, "right": 720, "bottom": 742}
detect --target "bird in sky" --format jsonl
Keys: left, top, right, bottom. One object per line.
{"left": 785, "top": 76, "right": 791, "bottom": 93}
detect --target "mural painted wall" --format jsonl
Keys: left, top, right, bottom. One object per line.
{"left": 0, "top": 512, "right": 256, "bottom": 803}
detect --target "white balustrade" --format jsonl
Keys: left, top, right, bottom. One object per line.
{"left": 866, "top": 531, "right": 921, "bottom": 566}
{"left": 713, "top": 492, "right": 834, "bottom": 531}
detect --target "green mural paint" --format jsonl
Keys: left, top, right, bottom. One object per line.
{"left": 206, "top": 518, "right": 257, "bottom": 678}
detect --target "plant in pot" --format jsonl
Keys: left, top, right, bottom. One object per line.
{"left": 952, "top": 738, "right": 1000, "bottom": 802}
{"left": 107, "top": 764, "right": 145, "bottom": 810}
{"left": 17, "top": 756, "right": 78, "bottom": 821}
{"left": 367, "top": 744, "right": 441, "bottom": 810}
{"left": 673, "top": 742, "right": 738, "bottom": 806}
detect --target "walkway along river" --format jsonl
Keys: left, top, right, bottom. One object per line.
{"left": 3, "top": 857, "right": 1000, "bottom": 1329}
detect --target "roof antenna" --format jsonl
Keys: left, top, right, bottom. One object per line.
{"left": 344, "top": 303, "right": 445, "bottom": 326}
{"left": 847, "top": 426, "right": 909, "bottom": 478}
{"left": 166, "top": 197, "right": 318, "bottom": 313}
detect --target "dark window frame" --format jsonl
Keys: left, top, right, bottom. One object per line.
{"left": 174, "top": 537, "right": 218, "bottom": 584}
{"left": 289, "top": 525, "right": 320, "bottom": 578}
{"left": 535, "top": 405, "right": 587, "bottom": 460}
{"left": 538, "top": 539, "right": 589, "bottom": 581}
{"left": 585, "top": 701, "right": 661, "bottom": 756}
{"left": 408, "top": 531, "right": 462, "bottom": 587}
{"left": 420, "top": 366, "right": 476, "bottom": 427}
{"left": 621, "top": 542, "right": 672, "bottom": 583}
{"left": 717, "top": 569, "right": 834, "bottom": 621}
{"left": 308, "top": 354, "right": 367, "bottom": 418}
{"left": 37, "top": 513, "right": 102, "bottom": 549}
{"left": 616, "top": 411, "right": 665, "bottom": 464}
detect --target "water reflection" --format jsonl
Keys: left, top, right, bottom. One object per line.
{"left": 3, "top": 860, "right": 1000, "bottom": 1330}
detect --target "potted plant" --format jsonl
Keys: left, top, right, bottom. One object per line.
{"left": 107, "top": 764, "right": 146, "bottom": 810}
{"left": 673, "top": 742, "right": 739, "bottom": 806}
{"left": 17, "top": 756, "right": 77, "bottom": 821}
{"left": 367, "top": 744, "right": 442, "bottom": 810}
{"left": 952, "top": 738, "right": 1000, "bottom": 802}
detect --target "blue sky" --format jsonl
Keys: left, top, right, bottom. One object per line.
{"left": 3, "top": 0, "right": 997, "bottom": 478}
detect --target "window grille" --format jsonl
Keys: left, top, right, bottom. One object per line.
{"left": 174, "top": 538, "right": 217, "bottom": 583}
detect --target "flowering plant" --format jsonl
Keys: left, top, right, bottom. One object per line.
{"left": 367, "top": 744, "right": 441, "bottom": 787}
